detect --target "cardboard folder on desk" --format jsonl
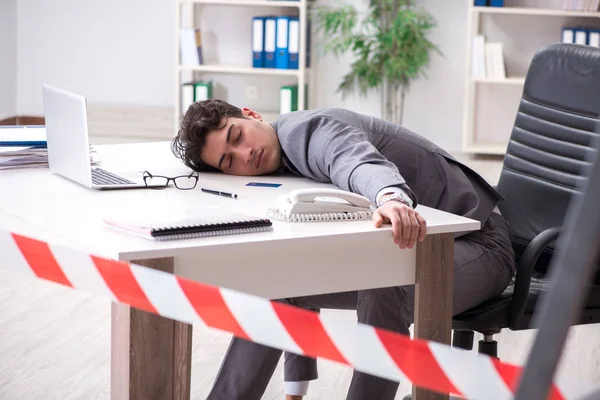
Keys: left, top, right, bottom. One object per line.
{"left": 0, "top": 126, "right": 47, "bottom": 147}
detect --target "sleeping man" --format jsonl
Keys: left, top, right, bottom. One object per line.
{"left": 171, "top": 99, "right": 515, "bottom": 400}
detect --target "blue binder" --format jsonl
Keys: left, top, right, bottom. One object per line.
{"left": 252, "top": 17, "right": 266, "bottom": 68}
{"left": 575, "top": 28, "right": 588, "bottom": 46}
{"left": 264, "top": 17, "right": 277, "bottom": 69}
{"left": 275, "top": 16, "right": 290, "bottom": 69}
{"left": 562, "top": 27, "right": 575, "bottom": 43}
{"left": 0, "top": 126, "right": 47, "bottom": 147}
{"left": 288, "top": 17, "right": 299, "bottom": 69}
{"left": 489, "top": 0, "right": 503, "bottom": 6}
{"left": 474, "top": 0, "right": 487, "bottom": 5}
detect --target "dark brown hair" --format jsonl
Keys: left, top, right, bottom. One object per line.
{"left": 171, "top": 99, "right": 245, "bottom": 172}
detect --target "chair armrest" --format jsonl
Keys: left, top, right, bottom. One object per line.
{"left": 509, "top": 226, "right": 561, "bottom": 328}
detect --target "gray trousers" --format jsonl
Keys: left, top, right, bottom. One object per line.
{"left": 207, "top": 212, "right": 515, "bottom": 400}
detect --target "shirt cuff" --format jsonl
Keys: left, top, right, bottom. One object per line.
{"left": 285, "top": 381, "right": 310, "bottom": 396}
{"left": 376, "top": 186, "right": 409, "bottom": 206}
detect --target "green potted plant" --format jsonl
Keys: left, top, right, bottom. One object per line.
{"left": 313, "top": 0, "right": 439, "bottom": 124}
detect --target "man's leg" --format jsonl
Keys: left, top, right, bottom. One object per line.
{"left": 207, "top": 337, "right": 283, "bottom": 400}
{"left": 277, "top": 287, "right": 412, "bottom": 400}
{"left": 283, "top": 212, "right": 516, "bottom": 400}
{"left": 207, "top": 293, "right": 358, "bottom": 400}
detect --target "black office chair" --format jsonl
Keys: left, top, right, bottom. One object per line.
{"left": 452, "top": 42, "right": 600, "bottom": 358}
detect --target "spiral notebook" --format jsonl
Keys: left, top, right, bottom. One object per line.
{"left": 103, "top": 208, "right": 273, "bottom": 241}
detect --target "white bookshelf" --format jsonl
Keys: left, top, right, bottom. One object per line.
{"left": 471, "top": 76, "right": 525, "bottom": 84}
{"left": 178, "top": 64, "right": 307, "bottom": 76}
{"left": 183, "top": 0, "right": 302, "bottom": 7}
{"left": 175, "top": 0, "right": 312, "bottom": 133}
{"left": 462, "top": 1, "right": 600, "bottom": 155}
{"left": 474, "top": 5, "right": 600, "bottom": 17}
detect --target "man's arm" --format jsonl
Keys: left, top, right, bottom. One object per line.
{"left": 307, "top": 116, "right": 418, "bottom": 206}
{"left": 308, "top": 116, "right": 426, "bottom": 248}
{"left": 376, "top": 186, "right": 414, "bottom": 208}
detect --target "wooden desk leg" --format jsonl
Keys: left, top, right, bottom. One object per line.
{"left": 413, "top": 233, "right": 454, "bottom": 400}
{"left": 111, "top": 257, "right": 193, "bottom": 400}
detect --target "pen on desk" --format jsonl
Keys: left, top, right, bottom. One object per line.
{"left": 201, "top": 188, "right": 238, "bottom": 199}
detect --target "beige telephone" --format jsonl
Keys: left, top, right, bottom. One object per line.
{"left": 267, "top": 188, "right": 375, "bottom": 222}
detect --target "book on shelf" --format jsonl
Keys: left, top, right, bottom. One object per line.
{"left": 562, "top": 0, "right": 600, "bottom": 11}
{"left": 265, "top": 17, "right": 277, "bottom": 68}
{"left": 252, "top": 14, "right": 310, "bottom": 70}
{"left": 181, "top": 81, "right": 213, "bottom": 114}
{"left": 280, "top": 84, "right": 308, "bottom": 114}
{"left": 486, "top": 42, "right": 506, "bottom": 80}
{"left": 180, "top": 28, "right": 204, "bottom": 65}
{"left": 103, "top": 207, "right": 273, "bottom": 241}
{"left": 275, "top": 16, "right": 290, "bottom": 69}
{"left": 562, "top": 27, "right": 600, "bottom": 47}
{"left": 471, "top": 35, "right": 486, "bottom": 79}
{"left": 473, "top": 0, "right": 504, "bottom": 6}
{"left": 252, "top": 16, "right": 267, "bottom": 68}
{"left": 471, "top": 35, "right": 506, "bottom": 80}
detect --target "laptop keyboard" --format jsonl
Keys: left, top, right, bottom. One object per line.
{"left": 91, "top": 168, "right": 136, "bottom": 186}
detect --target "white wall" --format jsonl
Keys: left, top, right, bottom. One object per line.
{"left": 310, "top": 0, "right": 472, "bottom": 151}
{"left": 14, "top": 0, "right": 466, "bottom": 149}
{"left": 401, "top": 1, "right": 469, "bottom": 152}
{"left": 16, "top": 0, "right": 175, "bottom": 115}
{"left": 0, "top": 0, "right": 17, "bottom": 120}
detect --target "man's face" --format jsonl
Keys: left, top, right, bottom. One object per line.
{"left": 200, "top": 108, "right": 282, "bottom": 176}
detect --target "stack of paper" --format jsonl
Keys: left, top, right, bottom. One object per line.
{"left": 0, "top": 126, "right": 48, "bottom": 170}
{"left": 0, "top": 146, "right": 49, "bottom": 170}
{"left": 0, "top": 146, "right": 99, "bottom": 171}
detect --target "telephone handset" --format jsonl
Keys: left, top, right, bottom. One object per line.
{"left": 267, "top": 188, "right": 375, "bottom": 222}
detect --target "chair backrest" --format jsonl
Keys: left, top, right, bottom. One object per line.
{"left": 497, "top": 43, "right": 600, "bottom": 272}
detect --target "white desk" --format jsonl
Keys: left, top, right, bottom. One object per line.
{"left": 0, "top": 141, "right": 479, "bottom": 400}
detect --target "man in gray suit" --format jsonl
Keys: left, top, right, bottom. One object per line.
{"left": 171, "top": 99, "right": 515, "bottom": 400}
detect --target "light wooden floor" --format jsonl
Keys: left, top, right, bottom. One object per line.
{"left": 1, "top": 106, "right": 599, "bottom": 400}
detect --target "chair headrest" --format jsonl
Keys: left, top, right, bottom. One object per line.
{"left": 524, "top": 43, "right": 600, "bottom": 117}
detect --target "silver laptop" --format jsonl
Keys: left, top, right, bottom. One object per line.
{"left": 42, "top": 85, "right": 162, "bottom": 189}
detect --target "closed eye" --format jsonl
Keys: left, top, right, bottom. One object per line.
{"left": 235, "top": 131, "right": 242, "bottom": 144}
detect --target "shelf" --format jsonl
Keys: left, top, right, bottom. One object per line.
{"left": 471, "top": 77, "right": 526, "bottom": 85}
{"left": 179, "top": 65, "right": 305, "bottom": 76}
{"left": 473, "top": 6, "right": 600, "bottom": 18}
{"left": 180, "top": 0, "right": 301, "bottom": 7}
{"left": 463, "top": 143, "right": 507, "bottom": 155}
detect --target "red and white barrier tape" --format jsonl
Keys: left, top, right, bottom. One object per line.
{"left": 1, "top": 230, "right": 598, "bottom": 400}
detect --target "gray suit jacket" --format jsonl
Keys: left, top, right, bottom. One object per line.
{"left": 271, "top": 108, "right": 503, "bottom": 225}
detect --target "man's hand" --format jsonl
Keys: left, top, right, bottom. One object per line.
{"left": 373, "top": 201, "right": 427, "bottom": 249}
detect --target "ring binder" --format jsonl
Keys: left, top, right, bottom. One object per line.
{"left": 103, "top": 208, "right": 273, "bottom": 241}
{"left": 151, "top": 225, "right": 273, "bottom": 241}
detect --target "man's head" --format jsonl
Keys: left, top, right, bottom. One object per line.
{"left": 172, "top": 99, "right": 282, "bottom": 176}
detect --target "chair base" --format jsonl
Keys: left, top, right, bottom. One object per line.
{"left": 402, "top": 395, "right": 464, "bottom": 400}
{"left": 478, "top": 338, "right": 498, "bottom": 358}
{"left": 452, "top": 330, "right": 474, "bottom": 350}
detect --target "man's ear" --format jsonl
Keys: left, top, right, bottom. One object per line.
{"left": 242, "top": 107, "right": 263, "bottom": 121}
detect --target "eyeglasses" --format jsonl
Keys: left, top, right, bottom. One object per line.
{"left": 142, "top": 171, "right": 199, "bottom": 190}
